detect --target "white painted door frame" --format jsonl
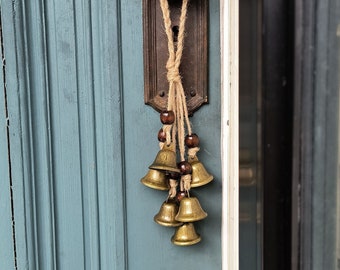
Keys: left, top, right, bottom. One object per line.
{"left": 221, "top": 0, "right": 239, "bottom": 269}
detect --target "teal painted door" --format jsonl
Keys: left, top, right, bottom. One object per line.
{"left": 0, "top": 0, "right": 221, "bottom": 269}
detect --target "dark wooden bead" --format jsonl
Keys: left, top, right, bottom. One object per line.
{"left": 177, "top": 161, "right": 192, "bottom": 175}
{"left": 160, "top": 110, "right": 175, "bottom": 124}
{"left": 158, "top": 128, "right": 166, "bottom": 142}
{"left": 185, "top": 133, "right": 200, "bottom": 148}
{"left": 176, "top": 191, "right": 187, "bottom": 202}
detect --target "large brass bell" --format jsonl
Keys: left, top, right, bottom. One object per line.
{"left": 154, "top": 201, "right": 183, "bottom": 227}
{"left": 140, "top": 169, "right": 169, "bottom": 190}
{"left": 175, "top": 197, "right": 207, "bottom": 222}
{"left": 189, "top": 156, "right": 213, "bottom": 188}
{"left": 149, "top": 144, "right": 180, "bottom": 173}
{"left": 171, "top": 223, "right": 201, "bottom": 246}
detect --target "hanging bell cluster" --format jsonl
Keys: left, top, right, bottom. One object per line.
{"left": 140, "top": 0, "right": 212, "bottom": 246}
{"left": 140, "top": 110, "right": 213, "bottom": 246}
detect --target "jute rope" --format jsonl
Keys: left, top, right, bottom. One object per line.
{"left": 188, "top": 147, "right": 200, "bottom": 159}
{"left": 168, "top": 179, "right": 178, "bottom": 198}
{"left": 159, "top": 0, "right": 192, "bottom": 161}
{"left": 181, "top": 174, "right": 192, "bottom": 191}
{"left": 162, "top": 124, "right": 172, "bottom": 146}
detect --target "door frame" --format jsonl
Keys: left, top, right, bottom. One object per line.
{"left": 221, "top": 0, "right": 239, "bottom": 269}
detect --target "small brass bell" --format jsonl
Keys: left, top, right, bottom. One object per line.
{"left": 171, "top": 223, "right": 201, "bottom": 246}
{"left": 175, "top": 197, "right": 207, "bottom": 222}
{"left": 189, "top": 156, "right": 213, "bottom": 188}
{"left": 154, "top": 201, "right": 183, "bottom": 227}
{"left": 149, "top": 144, "right": 180, "bottom": 173}
{"left": 141, "top": 169, "right": 169, "bottom": 190}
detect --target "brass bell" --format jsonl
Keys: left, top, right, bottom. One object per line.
{"left": 141, "top": 169, "right": 169, "bottom": 190}
{"left": 189, "top": 156, "right": 213, "bottom": 188}
{"left": 149, "top": 144, "right": 180, "bottom": 173}
{"left": 175, "top": 197, "right": 207, "bottom": 222}
{"left": 154, "top": 201, "right": 183, "bottom": 227}
{"left": 171, "top": 223, "right": 201, "bottom": 246}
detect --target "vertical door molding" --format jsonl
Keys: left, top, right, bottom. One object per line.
{"left": 0, "top": 8, "right": 15, "bottom": 269}
{"left": 1, "top": 0, "right": 127, "bottom": 269}
{"left": 1, "top": 1, "right": 39, "bottom": 268}
{"left": 221, "top": 0, "right": 239, "bottom": 269}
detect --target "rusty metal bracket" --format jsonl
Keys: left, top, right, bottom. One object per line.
{"left": 143, "top": 0, "right": 208, "bottom": 115}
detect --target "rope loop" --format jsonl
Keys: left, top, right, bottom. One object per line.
{"left": 160, "top": 0, "right": 191, "bottom": 161}
{"left": 181, "top": 174, "right": 192, "bottom": 192}
{"left": 169, "top": 179, "right": 178, "bottom": 198}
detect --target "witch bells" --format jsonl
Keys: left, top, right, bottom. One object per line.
{"left": 140, "top": 0, "right": 213, "bottom": 246}
{"left": 141, "top": 111, "right": 213, "bottom": 246}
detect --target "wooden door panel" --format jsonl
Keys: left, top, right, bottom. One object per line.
{"left": 1, "top": 0, "right": 126, "bottom": 269}
{"left": 0, "top": 0, "right": 221, "bottom": 269}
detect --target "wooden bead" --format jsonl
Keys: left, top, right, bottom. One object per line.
{"left": 176, "top": 191, "right": 187, "bottom": 202}
{"left": 160, "top": 110, "right": 175, "bottom": 124}
{"left": 177, "top": 161, "right": 192, "bottom": 175}
{"left": 158, "top": 128, "right": 166, "bottom": 142}
{"left": 185, "top": 133, "right": 200, "bottom": 148}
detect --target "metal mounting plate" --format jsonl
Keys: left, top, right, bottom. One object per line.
{"left": 143, "top": 0, "right": 208, "bottom": 115}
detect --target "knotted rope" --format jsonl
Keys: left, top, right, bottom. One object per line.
{"left": 160, "top": 0, "right": 192, "bottom": 161}
{"left": 188, "top": 147, "right": 200, "bottom": 159}
{"left": 168, "top": 179, "right": 178, "bottom": 198}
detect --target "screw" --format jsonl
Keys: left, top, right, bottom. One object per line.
{"left": 190, "top": 90, "right": 196, "bottom": 97}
